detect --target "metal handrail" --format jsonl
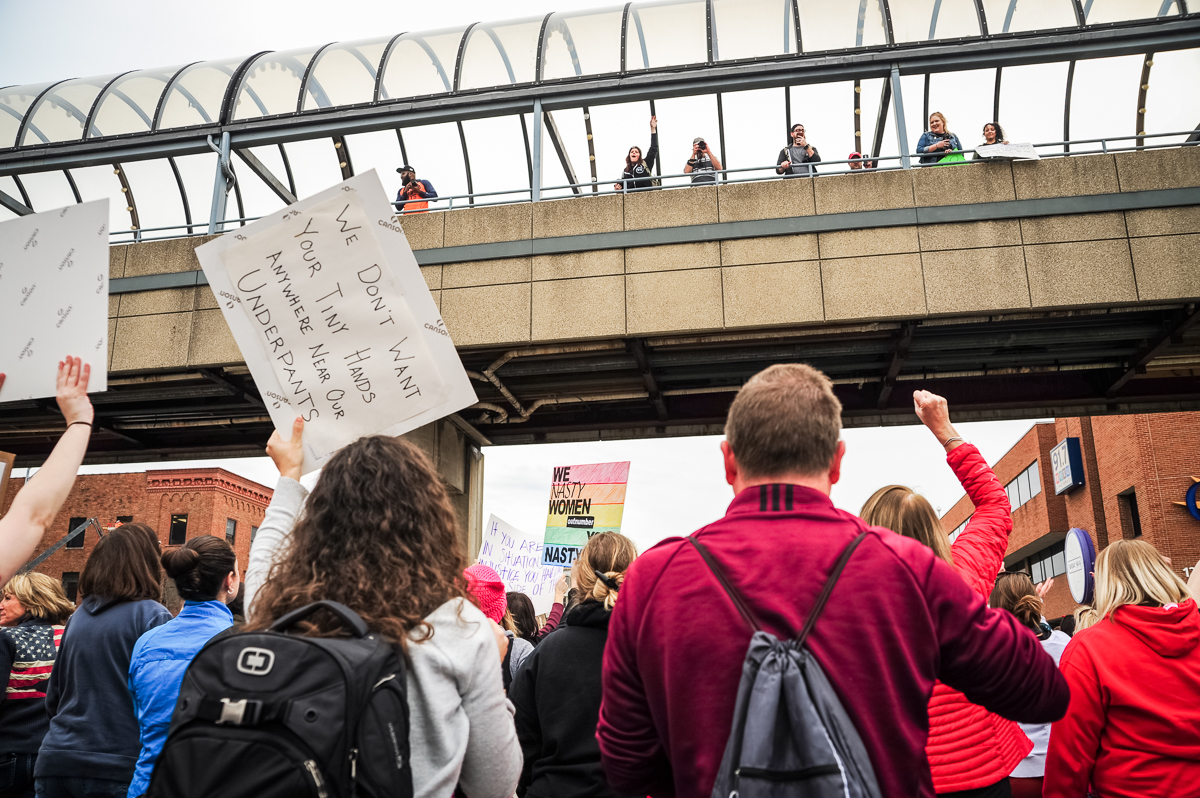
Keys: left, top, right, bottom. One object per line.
{"left": 106, "top": 129, "right": 1198, "bottom": 242}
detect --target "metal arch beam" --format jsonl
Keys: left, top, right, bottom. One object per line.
{"left": 83, "top": 72, "right": 134, "bottom": 139}
{"left": 278, "top": 143, "right": 297, "bottom": 197}
{"left": 63, "top": 169, "right": 82, "bottom": 203}
{"left": 1136, "top": 53, "right": 1153, "bottom": 148}
{"left": 870, "top": 77, "right": 892, "bottom": 163}
{"left": 0, "top": 187, "right": 32, "bottom": 215}
{"left": 972, "top": 0, "right": 989, "bottom": 36}
{"left": 218, "top": 51, "right": 272, "bottom": 126}
{"left": 1063, "top": 60, "right": 1077, "bottom": 153}
{"left": 112, "top": 162, "right": 140, "bottom": 236}
{"left": 791, "top": 0, "right": 803, "bottom": 53}
{"left": 234, "top": 147, "right": 297, "bottom": 204}
{"left": 543, "top": 110, "right": 582, "bottom": 194}
{"left": 333, "top": 135, "right": 353, "bottom": 180}
{"left": 12, "top": 174, "right": 32, "bottom": 210}
{"left": 297, "top": 43, "right": 336, "bottom": 113}
{"left": 167, "top": 156, "right": 194, "bottom": 234}
{"left": 151, "top": 62, "right": 199, "bottom": 131}
{"left": 374, "top": 32, "right": 409, "bottom": 102}
{"left": 13, "top": 79, "right": 68, "bottom": 148}
{"left": 4, "top": 19, "right": 1200, "bottom": 175}
{"left": 453, "top": 23, "right": 479, "bottom": 92}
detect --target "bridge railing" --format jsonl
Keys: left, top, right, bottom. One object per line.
{"left": 108, "top": 130, "right": 1197, "bottom": 245}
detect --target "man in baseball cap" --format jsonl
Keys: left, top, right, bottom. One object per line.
{"left": 396, "top": 164, "right": 438, "bottom": 213}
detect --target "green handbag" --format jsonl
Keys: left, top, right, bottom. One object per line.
{"left": 934, "top": 152, "right": 967, "bottom": 166}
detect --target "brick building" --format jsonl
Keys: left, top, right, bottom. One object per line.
{"left": 941, "top": 412, "right": 1200, "bottom": 619}
{"left": 0, "top": 468, "right": 272, "bottom": 603}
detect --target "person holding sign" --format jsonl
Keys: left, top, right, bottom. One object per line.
{"left": 1044, "top": 539, "right": 1200, "bottom": 798}
{"left": 971, "top": 122, "right": 1009, "bottom": 160}
{"left": 246, "top": 421, "right": 521, "bottom": 798}
{"left": 0, "top": 357, "right": 95, "bottom": 585}
{"left": 511, "top": 532, "right": 638, "bottom": 798}
{"left": 860, "top": 389, "right": 1032, "bottom": 797}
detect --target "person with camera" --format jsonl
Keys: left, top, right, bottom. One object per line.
{"left": 916, "top": 112, "right": 964, "bottom": 165}
{"left": 683, "top": 137, "right": 721, "bottom": 185}
{"left": 395, "top": 165, "right": 438, "bottom": 213}
{"left": 776, "top": 123, "right": 822, "bottom": 178}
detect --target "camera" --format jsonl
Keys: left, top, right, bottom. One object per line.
{"left": 402, "top": 174, "right": 414, "bottom": 186}
{"left": 696, "top": 140, "right": 706, "bottom": 151}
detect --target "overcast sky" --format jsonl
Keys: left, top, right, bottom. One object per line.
{"left": 5, "top": 0, "right": 1182, "bottom": 554}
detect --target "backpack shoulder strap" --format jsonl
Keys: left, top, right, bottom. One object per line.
{"left": 687, "top": 537, "right": 762, "bottom": 633}
{"left": 795, "top": 533, "right": 868, "bottom": 648}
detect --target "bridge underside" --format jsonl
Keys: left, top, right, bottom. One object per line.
{"left": 1, "top": 303, "right": 1196, "bottom": 465}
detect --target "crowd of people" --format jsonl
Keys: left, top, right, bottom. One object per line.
{"left": 1, "top": 356, "right": 1199, "bottom": 798}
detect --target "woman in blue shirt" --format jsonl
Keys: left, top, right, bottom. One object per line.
{"left": 126, "top": 536, "right": 238, "bottom": 798}
{"left": 916, "top": 111, "right": 964, "bottom": 165}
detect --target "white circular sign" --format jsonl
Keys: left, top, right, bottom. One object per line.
{"left": 1064, "top": 528, "right": 1096, "bottom": 605}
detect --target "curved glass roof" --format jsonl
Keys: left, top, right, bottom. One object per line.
{"left": 1, "top": 0, "right": 1189, "bottom": 148}
{"left": 0, "top": 0, "right": 1195, "bottom": 238}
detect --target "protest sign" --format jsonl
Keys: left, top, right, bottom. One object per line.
{"left": 195, "top": 171, "right": 476, "bottom": 474}
{"left": 0, "top": 451, "right": 14, "bottom": 513}
{"left": 0, "top": 200, "right": 109, "bottom": 400}
{"left": 542, "top": 461, "right": 631, "bottom": 567}
{"left": 974, "top": 142, "right": 1039, "bottom": 160}
{"left": 478, "top": 514, "right": 561, "bottom": 614}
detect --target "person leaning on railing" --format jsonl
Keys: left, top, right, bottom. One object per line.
{"left": 916, "top": 112, "right": 964, "bottom": 165}
{"left": 396, "top": 164, "right": 437, "bottom": 213}
{"left": 683, "top": 137, "right": 721, "bottom": 184}
{"left": 971, "top": 121, "right": 1010, "bottom": 160}
{"left": 0, "top": 358, "right": 95, "bottom": 586}
{"left": 776, "top": 123, "right": 821, "bottom": 177}
{"left": 614, "top": 115, "right": 659, "bottom": 192}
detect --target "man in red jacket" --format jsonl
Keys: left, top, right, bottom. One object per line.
{"left": 597, "top": 363, "right": 1069, "bottom": 797}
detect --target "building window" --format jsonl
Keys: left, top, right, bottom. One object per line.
{"left": 116, "top": 515, "right": 133, "bottom": 525}
{"left": 62, "top": 572, "right": 80, "bottom": 603}
{"left": 169, "top": 514, "right": 188, "bottom": 546}
{"left": 1118, "top": 489, "right": 1143, "bottom": 539}
{"left": 1006, "top": 462, "right": 1042, "bottom": 513}
{"left": 949, "top": 515, "right": 972, "bottom": 544}
{"left": 251, "top": 525, "right": 259, "bottom": 543}
{"left": 1030, "top": 540, "right": 1067, "bottom": 584}
{"left": 225, "top": 518, "right": 237, "bottom": 545}
{"left": 66, "top": 517, "right": 87, "bottom": 548}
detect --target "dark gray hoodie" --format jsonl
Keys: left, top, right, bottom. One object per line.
{"left": 35, "top": 595, "right": 170, "bottom": 784}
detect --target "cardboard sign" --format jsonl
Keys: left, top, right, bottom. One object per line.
{"left": 478, "top": 514, "right": 562, "bottom": 615}
{"left": 0, "top": 200, "right": 109, "bottom": 400}
{"left": 0, "top": 451, "right": 15, "bottom": 515}
{"left": 542, "top": 461, "right": 630, "bottom": 567}
{"left": 974, "top": 142, "right": 1039, "bottom": 161}
{"left": 195, "top": 172, "right": 476, "bottom": 474}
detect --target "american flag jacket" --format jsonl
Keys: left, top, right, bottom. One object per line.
{"left": 0, "top": 617, "right": 65, "bottom": 753}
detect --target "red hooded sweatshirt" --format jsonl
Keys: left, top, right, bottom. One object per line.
{"left": 597, "top": 471, "right": 1069, "bottom": 798}
{"left": 1044, "top": 599, "right": 1200, "bottom": 798}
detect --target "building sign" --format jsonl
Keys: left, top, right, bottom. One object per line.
{"left": 1050, "top": 438, "right": 1085, "bottom": 495}
{"left": 1064, "top": 527, "right": 1097, "bottom": 605}
{"left": 541, "top": 461, "right": 630, "bottom": 567}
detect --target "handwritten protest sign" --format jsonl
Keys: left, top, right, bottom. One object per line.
{"left": 196, "top": 171, "right": 476, "bottom": 474}
{"left": 478, "top": 514, "right": 561, "bottom": 614}
{"left": 0, "top": 200, "right": 109, "bottom": 400}
{"left": 974, "top": 142, "right": 1039, "bottom": 160}
{"left": 542, "top": 461, "right": 631, "bottom": 567}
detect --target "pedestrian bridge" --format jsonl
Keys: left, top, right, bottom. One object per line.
{"left": 2, "top": 145, "right": 1196, "bottom": 468}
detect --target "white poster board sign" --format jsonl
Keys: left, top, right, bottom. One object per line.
{"left": 195, "top": 172, "right": 475, "bottom": 474}
{"left": 974, "top": 142, "right": 1040, "bottom": 161}
{"left": 478, "top": 514, "right": 562, "bottom": 615}
{"left": 0, "top": 200, "right": 109, "bottom": 400}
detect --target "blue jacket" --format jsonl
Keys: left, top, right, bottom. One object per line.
{"left": 127, "top": 600, "right": 233, "bottom": 797}
{"left": 36, "top": 596, "right": 172, "bottom": 784}
{"left": 916, "top": 130, "right": 964, "bottom": 164}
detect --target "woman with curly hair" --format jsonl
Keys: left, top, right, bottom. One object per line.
{"left": 510, "top": 531, "right": 639, "bottom": 798}
{"left": 244, "top": 419, "right": 521, "bottom": 798}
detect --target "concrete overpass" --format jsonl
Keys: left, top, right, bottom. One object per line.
{"left": 2, "top": 146, "right": 1197, "bottom": 465}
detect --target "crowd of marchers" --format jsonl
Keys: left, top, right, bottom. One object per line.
{"left": 1, "top": 357, "right": 1198, "bottom": 798}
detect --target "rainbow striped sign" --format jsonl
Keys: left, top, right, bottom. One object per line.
{"left": 541, "top": 461, "right": 631, "bottom": 567}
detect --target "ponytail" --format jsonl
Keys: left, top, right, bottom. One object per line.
{"left": 163, "top": 535, "right": 236, "bottom": 602}
{"left": 572, "top": 532, "right": 638, "bottom": 612}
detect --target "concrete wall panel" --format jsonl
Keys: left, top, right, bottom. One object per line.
{"left": 717, "top": 178, "right": 815, "bottom": 222}
{"left": 922, "top": 247, "right": 1030, "bottom": 314}
{"left": 1019, "top": 211, "right": 1127, "bottom": 245}
{"left": 626, "top": 269, "right": 723, "bottom": 334}
{"left": 1114, "top": 146, "right": 1200, "bottom": 193}
{"left": 722, "top": 262, "right": 823, "bottom": 328}
{"left": 820, "top": 254, "right": 927, "bottom": 320}
{"left": 912, "top": 162, "right": 1015, "bottom": 207}
{"left": 625, "top": 241, "right": 719, "bottom": 273}
{"left": 187, "top": 309, "right": 243, "bottom": 367}
{"left": 1124, "top": 206, "right": 1200, "bottom": 238}
{"left": 397, "top": 212, "right": 444, "bottom": 250}
{"left": 118, "top": 287, "right": 197, "bottom": 317}
{"left": 720, "top": 234, "right": 818, "bottom": 266}
{"left": 533, "top": 194, "right": 623, "bottom": 238}
{"left": 111, "top": 313, "right": 193, "bottom": 371}
{"left": 443, "top": 203, "right": 532, "bottom": 247}
{"left": 440, "top": 283, "right": 531, "bottom": 347}
{"left": 532, "top": 275, "right": 626, "bottom": 340}
{"left": 123, "top": 235, "right": 214, "bottom": 276}
{"left": 1024, "top": 240, "right": 1137, "bottom": 307}
{"left": 814, "top": 169, "right": 914, "bottom": 214}
{"left": 532, "top": 249, "right": 625, "bottom": 280}
{"left": 1012, "top": 154, "right": 1118, "bottom": 200}
{"left": 441, "top": 257, "right": 531, "bottom": 288}
{"left": 1129, "top": 234, "right": 1200, "bottom": 301}
{"left": 918, "top": 220, "right": 1021, "bottom": 251}
{"left": 819, "top": 226, "right": 919, "bottom": 259}
{"left": 624, "top": 185, "right": 717, "bottom": 230}
{"left": 110, "top": 245, "right": 128, "bottom": 279}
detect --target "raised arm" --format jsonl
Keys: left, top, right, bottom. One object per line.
{"left": 244, "top": 417, "right": 308, "bottom": 621}
{"left": 0, "top": 357, "right": 94, "bottom": 584}
{"left": 535, "top": 575, "right": 568, "bottom": 640}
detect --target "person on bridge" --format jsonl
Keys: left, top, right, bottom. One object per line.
{"left": 860, "top": 389, "right": 1033, "bottom": 798}
{"left": 683, "top": 137, "right": 721, "bottom": 184}
{"left": 1043, "top": 539, "right": 1200, "bottom": 798}
{"left": 615, "top": 116, "right": 658, "bottom": 192}
{"left": 126, "top": 535, "right": 239, "bottom": 798}
{"left": 972, "top": 122, "right": 1010, "bottom": 160}
{"left": 917, "top": 112, "right": 964, "bottom": 165}
{"left": 0, "top": 573, "right": 73, "bottom": 798}
{"left": 596, "top": 364, "right": 1068, "bottom": 798}
{"left": 396, "top": 165, "right": 437, "bottom": 213}
{"left": 776, "top": 123, "right": 821, "bottom": 177}
{"left": 0, "top": 357, "right": 95, "bottom": 587}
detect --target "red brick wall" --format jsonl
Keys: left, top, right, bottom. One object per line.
{"left": 0, "top": 468, "right": 272, "bottom": 595}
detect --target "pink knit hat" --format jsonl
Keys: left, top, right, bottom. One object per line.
{"left": 464, "top": 563, "right": 507, "bottom": 622}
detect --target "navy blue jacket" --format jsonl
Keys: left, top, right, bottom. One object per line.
{"left": 396, "top": 178, "right": 438, "bottom": 210}
{"left": 36, "top": 595, "right": 171, "bottom": 783}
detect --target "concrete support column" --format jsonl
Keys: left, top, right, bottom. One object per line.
{"left": 402, "top": 418, "right": 486, "bottom": 557}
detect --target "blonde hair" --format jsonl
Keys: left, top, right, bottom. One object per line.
{"left": 1073, "top": 605, "right": 1099, "bottom": 631}
{"left": 991, "top": 570, "right": 1042, "bottom": 630}
{"left": 1094, "top": 539, "right": 1190, "bottom": 620}
{"left": 571, "top": 532, "right": 638, "bottom": 612}
{"left": 860, "top": 486, "right": 954, "bottom": 565}
{"left": 929, "top": 111, "right": 951, "bottom": 134}
{"left": 3, "top": 572, "right": 75, "bottom": 624}
{"left": 725, "top": 363, "right": 842, "bottom": 479}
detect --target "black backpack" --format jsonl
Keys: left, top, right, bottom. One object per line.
{"left": 689, "top": 533, "right": 882, "bottom": 798}
{"left": 146, "top": 600, "right": 412, "bottom": 798}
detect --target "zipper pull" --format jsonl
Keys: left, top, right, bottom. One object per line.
{"left": 350, "top": 748, "right": 358, "bottom": 780}
{"left": 304, "top": 760, "right": 328, "bottom": 798}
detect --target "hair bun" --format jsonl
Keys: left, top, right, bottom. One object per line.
{"left": 162, "top": 546, "right": 201, "bottom": 579}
